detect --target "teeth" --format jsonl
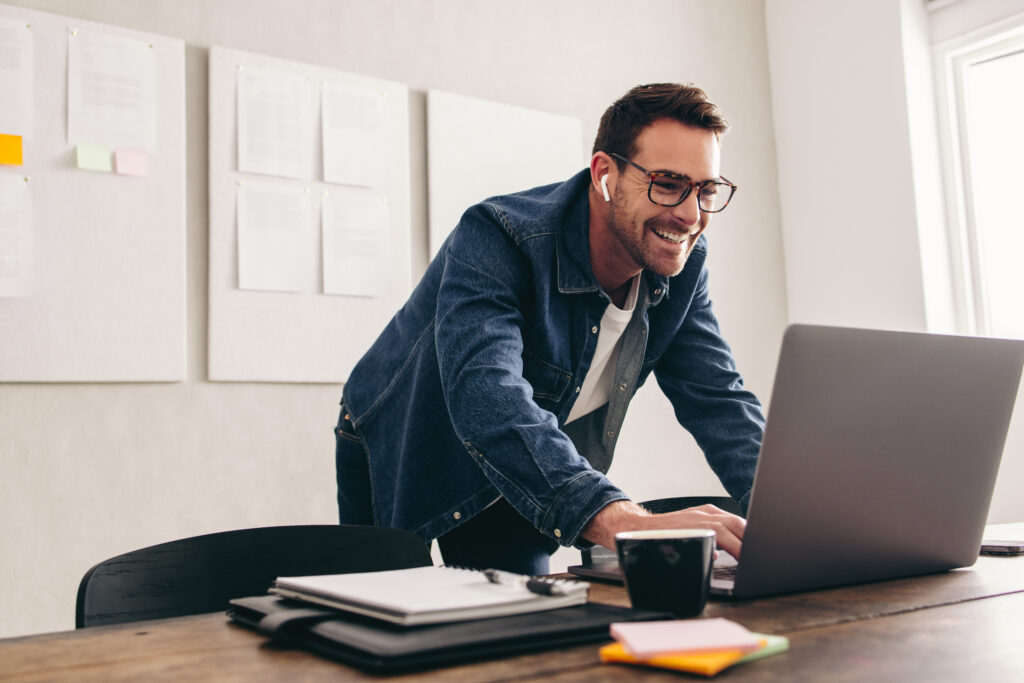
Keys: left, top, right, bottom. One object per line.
{"left": 653, "top": 227, "right": 686, "bottom": 244}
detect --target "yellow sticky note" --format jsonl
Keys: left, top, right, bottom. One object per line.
{"left": 600, "top": 634, "right": 789, "bottom": 677}
{"left": 0, "top": 134, "right": 23, "bottom": 166}
{"left": 76, "top": 143, "right": 112, "bottom": 172}
{"left": 600, "top": 641, "right": 750, "bottom": 677}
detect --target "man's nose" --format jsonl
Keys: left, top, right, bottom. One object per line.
{"left": 670, "top": 190, "right": 701, "bottom": 228}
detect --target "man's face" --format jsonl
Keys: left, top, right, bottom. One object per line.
{"left": 605, "top": 119, "right": 721, "bottom": 278}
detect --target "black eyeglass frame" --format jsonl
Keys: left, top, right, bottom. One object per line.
{"left": 609, "top": 152, "right": 737, "bottom": 213}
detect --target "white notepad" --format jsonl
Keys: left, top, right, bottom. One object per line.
{"left": 271, "top": 566, "right": 589, "bottom": 626}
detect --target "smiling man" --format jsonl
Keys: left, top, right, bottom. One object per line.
{"left": 336, "top": 83, "right": 765, "bottom": 575}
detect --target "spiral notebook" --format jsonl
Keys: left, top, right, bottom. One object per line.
{"left": 270, "top": 565, "right": 589, "bottom": 626}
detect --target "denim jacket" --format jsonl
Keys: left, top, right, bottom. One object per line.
{"left": 341, "top": 169, "right": 765, "bottom": 547}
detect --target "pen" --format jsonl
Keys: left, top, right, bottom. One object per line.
{"left": 482, "top": 568, "right": 574, "bottom": 596}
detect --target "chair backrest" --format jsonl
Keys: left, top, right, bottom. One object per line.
{"left": 638, "top": 496, "right": 741, "bottom": 516}
{"left": 76, "top": 524, "right": 432, "bottom": 628}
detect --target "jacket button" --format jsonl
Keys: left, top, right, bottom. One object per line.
{"left": 618, "top": 383, "right": 627, "bottom": 391}
{"left": 575, "top": 386, "right": 581, "bottom": 393}
{"left": 453, "top": 512, "right": 461, "bottom": 520}
{"left": 553, "top": 528, "right": 562, "bottom": 538}
{"left": 591, "top": 325, "right": 598, "bottom": 334}
{"left": 654, "top": 288, "right": 662, "bottom": 295}
{"left": 607, "top": 430, "right": 615, "bottom": 438}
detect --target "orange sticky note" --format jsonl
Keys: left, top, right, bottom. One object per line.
{"left": 114, "top": 148, "right": 148, "bottom": 177}
{"left": 0, "top": 134, "right": 23, "bottom": 166}
{"left": 600, "top": 641, "right": 752, "bottom": 677}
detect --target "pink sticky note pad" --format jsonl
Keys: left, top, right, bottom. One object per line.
{"left": 114, "top": 148, "right": 149, "bottom": 177}
{"left": 610, "top": 618, "right": 762, "bottom": 658}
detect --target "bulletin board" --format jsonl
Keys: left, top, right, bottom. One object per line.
{"left": 0, "top": 5, "right": 185, "bottom": 382}
{"left": 207, "top": 46, "right": 412, "bottom": 383}
{"left": 427, "top": 90, "right": 585, "bottom": 257}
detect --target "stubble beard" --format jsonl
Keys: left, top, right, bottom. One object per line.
{"left": 607, "top": 203, "right": 692, "bottom": 279}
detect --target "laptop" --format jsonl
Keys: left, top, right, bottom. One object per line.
{"left": 568, "top": 324, "right": 1024, "bottom": 599}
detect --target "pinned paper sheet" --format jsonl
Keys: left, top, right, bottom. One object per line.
{"left": 76, "top": 143, "right": 112, "bottom": 172}
{"left": 322, "top": 189, "right": 389, "bottom": 297}
{"left": 0, "top": 17, "right": 34, "bottom": 141}
{"left": 237, "top": 180, "right": 311, "bottom": 292}
{"left": 67, "top": 28, "right": 157, "bottom": 151}
{"left": 237, "top": 65, "right": 314, "bottom": 179}
{"left": 0, "top": 173, "right": 32, "bottom": 298}
{"left": 114, "top": 148, "right": 148, "bottom": 177}
{"left": 0, "top": 133, "right": 22, "bottom": 165}
{"left": 322, "top": 81, "right": 387, "bottom": 187}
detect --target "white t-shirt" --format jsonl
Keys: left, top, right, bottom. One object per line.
{"left": 566, "top": 275, "right": 641, "bottom": 424}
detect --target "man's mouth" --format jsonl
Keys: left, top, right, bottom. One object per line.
{"left": 651, "top": 226, "right": 688, "bottom": 245}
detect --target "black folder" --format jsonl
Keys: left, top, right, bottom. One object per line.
{"left": 228, "top": 595, "right": 669, "bottom": 673}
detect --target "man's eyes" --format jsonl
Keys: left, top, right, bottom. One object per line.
{"left": 652, "top": 177, "right": 686, "bottom": 190}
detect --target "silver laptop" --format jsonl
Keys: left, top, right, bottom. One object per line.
{"left": 570, "top": 324, "right": 1024, "bottom": 599}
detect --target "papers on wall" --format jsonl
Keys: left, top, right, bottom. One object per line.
{"left": 322, "top": 189, "right": 389, "bottom": 297}
{"left": 322, "top": 82, "right": 387, "bottom": 187}
{"left": 0, "top": 17, "right": 33, "bottom": 141}
{"left": 230, "top": 61, "right": 401, "bottom": 299}
{"left": 0, "top": 173, "right": 32, "bottom": 297}
{"left": 237, "top": 180, "right": 311, "bottom": 292}
{"left": 237, "top": 66, "right": 314, "bottom": 180}
{"left": 67, "top": 28, "right": 157, "bottom": 152}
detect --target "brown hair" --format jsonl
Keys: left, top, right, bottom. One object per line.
{"left": 592, "top": 83, "right": 729, "bottom": 163}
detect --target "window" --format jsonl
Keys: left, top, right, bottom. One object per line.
{"left": 935, "top": 15, "right": 1024, "bottom": 339}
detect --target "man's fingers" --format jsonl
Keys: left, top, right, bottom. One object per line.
{"left": 657, "top": 505, "right": 746, "bottom": 558}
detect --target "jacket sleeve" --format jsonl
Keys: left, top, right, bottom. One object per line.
{"left": 653, "top": 266, "right": 765, "bottom": 514}
{"left": 434, "top": 205, "right": 628, "bottom": 546}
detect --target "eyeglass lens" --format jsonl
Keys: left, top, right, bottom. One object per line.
{"left": 649, "top": 176, "right": 733, "bottom": 212}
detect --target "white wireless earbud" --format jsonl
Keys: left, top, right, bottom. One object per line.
{"left": 600, "top": 174, "right": 610, "bottom": 202}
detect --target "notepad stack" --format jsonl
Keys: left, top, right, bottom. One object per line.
{"left": 600, "top": 618, "right": 789, "bottom": 677}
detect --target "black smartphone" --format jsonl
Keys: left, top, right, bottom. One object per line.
{"left": 980, "top": 541, "right": 1024, "bottom": 556}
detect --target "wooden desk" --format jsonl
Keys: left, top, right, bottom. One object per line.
{"left": 2, "top": 557, "right": 1022, "bottom": 682}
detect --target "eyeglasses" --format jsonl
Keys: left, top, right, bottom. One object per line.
{"left": 609, "top": 152, "right": 737, "bottom": 213}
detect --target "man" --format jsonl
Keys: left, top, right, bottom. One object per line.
{"left": 336, "top": 83, "right": 765, "bottom": 575}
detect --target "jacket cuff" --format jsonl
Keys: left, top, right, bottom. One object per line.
{"left": 540, "top": 469, "right": 630, "bottom": 547}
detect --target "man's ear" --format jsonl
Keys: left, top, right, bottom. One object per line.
{"left": 590, "top": 152, "right": 614, "bottom": 202}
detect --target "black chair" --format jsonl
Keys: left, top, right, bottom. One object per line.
{"left": 76, "top": 524, "right": 432, "bottom": 628}
{"left": 637, "top": 496, "right": 741, "bottom": 516}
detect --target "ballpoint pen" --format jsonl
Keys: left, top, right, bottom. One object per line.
{"left": 482, "top": 568, "right": 582, "bottom": 596}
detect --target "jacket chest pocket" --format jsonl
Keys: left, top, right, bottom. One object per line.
{"left": 522, "top": 350, "right": 571, "bottom": 411}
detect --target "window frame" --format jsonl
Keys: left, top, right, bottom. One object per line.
{"left": 933, "top": 12, "right": 1024, "bottom": 336}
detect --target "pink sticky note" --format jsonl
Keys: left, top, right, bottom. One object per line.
{"left": 114, "top": 148, "right": 149, "bottom": 177}
{"left": 610, "top": 618, "right": 762, "bottom": 658}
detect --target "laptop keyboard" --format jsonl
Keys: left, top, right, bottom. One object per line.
{"left": 713, "top": 564, "right": 738, "bottom": 580}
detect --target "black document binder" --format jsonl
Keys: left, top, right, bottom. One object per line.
{"left": 228, "top": 595, "right": 669, "bottom": 673}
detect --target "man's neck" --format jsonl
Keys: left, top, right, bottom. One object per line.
{"left": 605, "top": 277, "right": 635, "bottom": 309}
{"left": 587, "top": 189, "right": 641, "bottom": 307}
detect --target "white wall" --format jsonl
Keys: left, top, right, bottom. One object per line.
{"left": 766, "top": 0, "right": 931, "bottom": 332}
{"left": 0, "top": 0, "right": 788, "bottom": 637}
{"left": 765, "top": 0, "right": 1023, "bottom": 523}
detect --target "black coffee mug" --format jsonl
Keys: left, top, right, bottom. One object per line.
{"left": 615, "top": 529, "right": 715, "bottom": 617}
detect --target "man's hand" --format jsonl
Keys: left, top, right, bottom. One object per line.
{"left": 582, "top": 500, "right": 746, "bottom": 558}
